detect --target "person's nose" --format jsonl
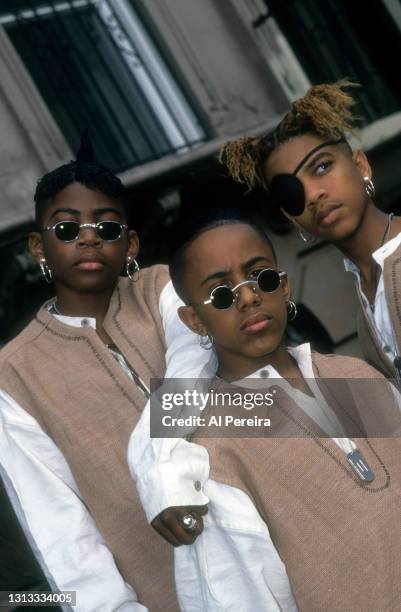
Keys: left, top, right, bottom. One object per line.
{"left": 304, "top": 181, "right": 327, "bottom": 210}
{"left": 235, "top": 281, "right": 262, "bottom": 311}
{"left": 77, "top": 224, "right": 101, "bottom": 246}
{"left": 306, "top": 187, "right": 327, "bottom": 208}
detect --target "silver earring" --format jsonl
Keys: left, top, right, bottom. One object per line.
{"left": 199, "top": 334, "right": 213, "bottom": 350}
{"left": 39, "top": 258, "right": 52, "bottom": 283}
{"left": 298, "top": 228, "right": 315, "bottom": 244}
{"left": 364, "top": 176, "right": 375, "bottom": 198}
{"left": 126, "top": 257, "right": 139, "bottom": 282}
{"left": 287, "top": 300, "right": 298, "bottom": 321}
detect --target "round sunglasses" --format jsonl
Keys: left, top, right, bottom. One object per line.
{"left": 194, "top": 268, "right": 286, "bottom": 310}
{"left": 42, "top": 220, "right": 128, "bottom": 242}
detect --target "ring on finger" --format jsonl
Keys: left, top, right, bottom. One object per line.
{"left": 181, "top": 513, "right": 198, "bottom": 532}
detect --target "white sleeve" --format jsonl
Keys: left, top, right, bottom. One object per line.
{"left": 128, "top": 281, "right": 217, "bottom": 522}
{"left": 175, "top": 480, "right": 298, "bottom": 612}
{"left": 0, "top": 390, "right": 147, "bottom": 612}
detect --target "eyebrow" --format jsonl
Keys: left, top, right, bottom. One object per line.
{"left": 302, "top": 150, "right": 334, "bottom": 172}
{"left": 200, "top": 256, "right": 274, "bottom": 285}
{"left": 293, "top": 137, "right": 344, "bottom": 175}
{"left": 49, "top": 207, "right": 122, "bottom": 220}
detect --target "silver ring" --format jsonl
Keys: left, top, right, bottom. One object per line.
{"left": 181, "top": 513, "right": 198, "bottom": 532}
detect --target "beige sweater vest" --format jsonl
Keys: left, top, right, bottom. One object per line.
{"left": 355, "top": 242, "right": 401, "bottom": 378}
{"left": 197, "top": 353, "right": 401, "bottom": 612}
{"left": 0, "top": 266, "right": 179, "bottom": 612}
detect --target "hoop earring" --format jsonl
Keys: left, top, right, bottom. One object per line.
{"left": 39, "top": 258, "right": 53, "bottom": 284}
{"left": 286, "top": 300, "right": 298, "bottom": 321}
{"left": 364, "top": 176, "right": 375, "bottom": 198}
{"left": 126, "top": 257, "right": 140, "bottom": 282}
{"left": 199, "top": 334, "right": 213, "bottom": 350}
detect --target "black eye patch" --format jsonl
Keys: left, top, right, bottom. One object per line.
{"left": 269, "top": 174, "right": 305, "bottom": 216}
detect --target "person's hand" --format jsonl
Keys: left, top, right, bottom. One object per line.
{"left": 151, "top": 505, "right": 208, "bottom": 546}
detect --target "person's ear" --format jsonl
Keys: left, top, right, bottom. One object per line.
{"left": 178, "top": 305, "right": 208, "bottom": 336}
{"left": 280, "top": 272, "right": 291, "bottom": 302}
{"left": 352, "top": 149, "right": 372, "bottom": 179}
{"left": 28, "top": 232, "right": 45, "bottom": 264}
{"left": 126, "top": 230, "right": 140, "bottom": 260}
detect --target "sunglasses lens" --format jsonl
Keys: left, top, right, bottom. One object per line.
{"left": 96, "top": 221, "right": 123, "bottom": 241}
{"left": 269, "top": 173, "right": 305, "bottom": 216}
{"left": 258, "top": 269, "right": 281, "bottom": 292}
{"left": 211, "top": 286, "right": 234, "bottom": 309}
{"left": 54, "top": 221, "right": 80, "bottom": 241}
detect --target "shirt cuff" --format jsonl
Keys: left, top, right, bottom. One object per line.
{"left": 135, "top": 444, "right": 210, "bottom": 522}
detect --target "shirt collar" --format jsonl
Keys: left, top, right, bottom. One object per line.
{"left": 344, "top": 231, "right": 401, "bottom": 277}
{"left": 46, "top": 300, "right": 97, "bottom": 329}
{"left": 233, "top": 343, "right": 313, "bottom": 382}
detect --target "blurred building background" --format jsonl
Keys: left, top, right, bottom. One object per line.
{"left": 1, "top": 0, "right": 401, "bottom": 599}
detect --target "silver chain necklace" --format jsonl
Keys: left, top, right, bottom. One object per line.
{"left": 369, "top": 212, "right": 394, "bottom": 310}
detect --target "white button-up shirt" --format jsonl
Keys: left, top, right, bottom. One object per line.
{"left": 344, "top": 231, "right": 401, "bottom": 362}
{"left": 0, "top": 280, "right": 214, "bottom": 611}
{"left": 131, "top": 343, "right": 391, "bottom": 611}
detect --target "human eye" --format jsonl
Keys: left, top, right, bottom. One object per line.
{"left": 210, "top": 280, "right": 231, "bottom": 291}
{"left": 249, "top": 267, "right": 264, "bottom": 278}
{"left": 314, "top": 159, "right": 332, "bottom": 176}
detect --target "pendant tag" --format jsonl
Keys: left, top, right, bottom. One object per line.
{"left": 347, "top": 450, "right": 375, "bottom": 482}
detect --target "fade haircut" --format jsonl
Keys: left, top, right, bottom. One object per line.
{"left": 220, "top": 79, "right": 359, "bottom": 191}
{"left": 169, "top": 208, "right": 277, "bottom": 304}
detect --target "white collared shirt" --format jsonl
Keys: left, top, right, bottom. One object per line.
{"left": 0, "top": 280, "right": 214, "bottom": 611}
{"left": 131, "top": 343, "right": 385, "bottom": 611}
{"left": 344, "top": 231, "right": 401, "bottom": 362}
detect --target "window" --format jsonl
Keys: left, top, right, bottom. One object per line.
{"left": 259, "top": 0, "right": 401, "bottom": 124}
{"left": 2, "top": 0, "right": 206, "bottom": 172}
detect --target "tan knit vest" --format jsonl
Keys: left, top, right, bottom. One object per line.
{"left": 197, "top": 353, "right": 401, "bottom": 612}
{"left": 0, "top": 265, "right": 179, "bottom": 611}
{"left": 355, "top": 242, "right": 401, "bottom": 378}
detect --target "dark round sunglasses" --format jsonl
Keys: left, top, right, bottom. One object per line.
{"left": 42, "top": 220, "right": 128, "bottom": 242}
{"left": 194, "top": 268, "right": 286, "bottom": 310}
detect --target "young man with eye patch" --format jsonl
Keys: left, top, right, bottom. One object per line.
{"left": 221, "top": 80, "right": 401, "bottom": 383}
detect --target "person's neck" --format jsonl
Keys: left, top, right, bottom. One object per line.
{"left": 216, "top": 343, "right": 302, "bottom": 382}
{"left": 339, "top": 205, "right": 397, "bottom": 283}
{"left": 54, "top": 286, "right": 115, "bottom": 328}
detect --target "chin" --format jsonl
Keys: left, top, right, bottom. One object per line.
{"left": 248, "top": 339, "right": 281, "bottom": 359}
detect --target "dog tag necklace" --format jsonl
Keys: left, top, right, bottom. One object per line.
{"left": 335, "top": 439, "right": 375, "bottom": 483}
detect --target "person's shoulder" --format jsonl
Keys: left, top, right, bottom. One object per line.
{"left": 139, "top": 263, "right": 169, "bottom": 285}
{"left": 0, "top": 315, "right": 46, "bottom": 371}
{"left": 123, "top": 264, "right": 170, "bottom": 297}
{"left": 312, "top": 351, "right": 385, "bottom": 379}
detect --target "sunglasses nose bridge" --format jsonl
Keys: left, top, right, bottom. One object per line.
{"left": 233, "top": 279, "right": 260, "bottom": 307}
{"left": 77, "top": 223, "right": 101, "bottom": 243}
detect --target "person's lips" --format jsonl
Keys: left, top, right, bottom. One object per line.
{"left": 75, "top": 253, "right": 105, "bottom": 270}
{"left": 316, "top": 203, "right": 342, "bottom": 227}
{"left": 240, "top": 313, "right": 272, "bottom": 334}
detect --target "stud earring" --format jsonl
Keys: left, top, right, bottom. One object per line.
{"left": 39, "top": 258, "right": 53, "bottom": 283}
{"left": 126, "top": 257, "right": 140, "bottom": 282}
{"left": 364, "top": 177, "right": 375, "bottom": 198}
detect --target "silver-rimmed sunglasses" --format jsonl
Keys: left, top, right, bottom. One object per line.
{"left": 192, "top": 268, "right": 287, "bottom": 310}
{"left": 42, "top": 220, "right": 128, "bottom": 242}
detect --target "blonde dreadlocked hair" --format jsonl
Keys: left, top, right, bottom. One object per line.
{"left": 219, "top": 79, "right": 360, "bottom": 191}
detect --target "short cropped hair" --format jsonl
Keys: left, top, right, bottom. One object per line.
{"left": 34, "top": 160, "right": 129, "bottom": 228}
{"left": 169, "top": 208, "right": 277, "bottom": 303}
